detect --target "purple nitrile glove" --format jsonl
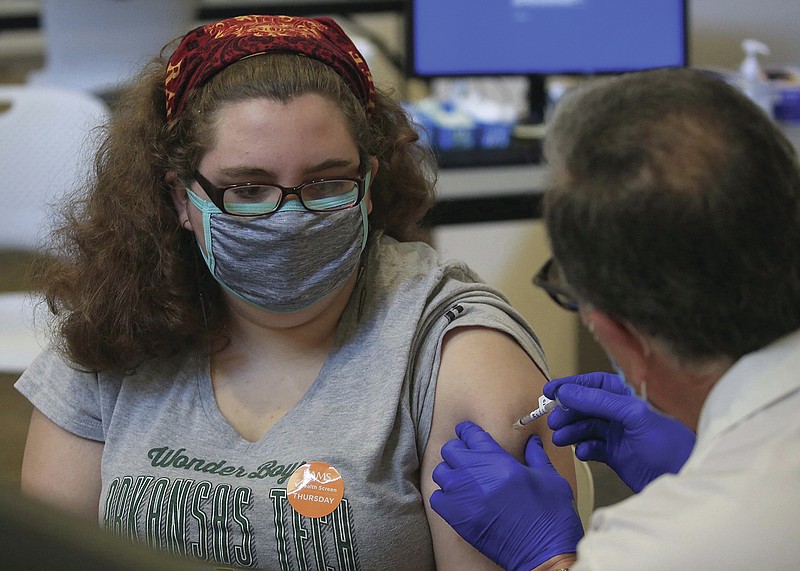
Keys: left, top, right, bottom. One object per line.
{"left": 430, "top": 421, "right": 583, "bottom": 571}
{"left": 545, "top": 373, "right": 696, "bottom": 493}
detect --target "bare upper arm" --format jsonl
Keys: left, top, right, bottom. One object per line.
{"left": 421, "top": 326, "right": 577, "bottom": 570}
{"left": 21, "top": 407, "right": 104, "bottom": 522}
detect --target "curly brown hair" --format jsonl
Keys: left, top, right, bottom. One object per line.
{"left": 37, "top": 51, "right": 437, "bottom": 373}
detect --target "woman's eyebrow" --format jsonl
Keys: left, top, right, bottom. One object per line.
{"left": 217, "top": 158, "right": 357, "bottom": 180}
{"left": 302, "top": 158, "right": 358, "bottom": 176}
{"left": 218, "top": 166, "right": 275, "bottom": 179}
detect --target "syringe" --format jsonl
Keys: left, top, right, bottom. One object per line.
{"left": 513, "top": 394, "right": 559, "bottom": 429}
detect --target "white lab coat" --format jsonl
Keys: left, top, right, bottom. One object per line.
{"left": 573, "top": 328, "right": 800, "bottom": 570}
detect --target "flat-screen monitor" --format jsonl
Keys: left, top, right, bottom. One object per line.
{"left": 407, "top": 0, "right": 687, "bottom": 122}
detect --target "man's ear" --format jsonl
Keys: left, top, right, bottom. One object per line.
{"left": 364, "top": 156, "right": 378, "bottom": 215}
{"left": 166, "top": 171, "right": 192, "bottom": 231}
{"left": 582, "top": 307, "right": 652, "bottom": 387}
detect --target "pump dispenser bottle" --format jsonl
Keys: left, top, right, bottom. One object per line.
{"left": 739, "top": 39, "right": 774, "bottom": 116}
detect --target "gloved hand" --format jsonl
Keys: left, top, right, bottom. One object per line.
{"left": 545, "top": 372, "right": 696, "bottom": 492}
{"left": 430, "top": 421, "right": 583, "bottom": 571}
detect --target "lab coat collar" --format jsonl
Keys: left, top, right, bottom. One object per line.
{"left": 694, "top": 327, "right": 800, "bottom": 456}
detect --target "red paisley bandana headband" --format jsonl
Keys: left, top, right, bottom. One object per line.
{"left": 164, "top": 15, "right": 375, "bottom": 123}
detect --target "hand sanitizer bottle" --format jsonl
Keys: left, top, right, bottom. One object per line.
{"left": 739, "top": 39, "right": 774, "bottom": 117}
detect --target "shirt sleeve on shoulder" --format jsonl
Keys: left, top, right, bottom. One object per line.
{"left": 409, "top": 293, "right": 550, "bottom": 455}
{"left": 14, "top": 348, "right": 105, "bottom": 442}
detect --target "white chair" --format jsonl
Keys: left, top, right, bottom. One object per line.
{"left": 0, "top": 85, "right": 108, "bottom": 249}
{"left": 0, "top": 292, "right": 48, "bottom": 372}
{"left": 0, "top": 84, "right": 109, "bottom": 372}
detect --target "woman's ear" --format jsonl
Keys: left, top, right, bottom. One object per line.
{"left": 364, "top": 156, "right": 379, "bottom": 215}
{"left": 166, "top": 171, "right": 192, "bottom": 231}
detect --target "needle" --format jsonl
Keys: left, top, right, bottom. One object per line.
{"left": 513, "top": 394, "right": 559, "bottom": 429}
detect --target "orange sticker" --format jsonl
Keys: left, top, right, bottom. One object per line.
{"left": 286, "top": 461, "right": 345, "bottom": 518}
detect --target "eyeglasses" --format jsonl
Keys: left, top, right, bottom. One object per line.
{"left": 533, "top": 257, "right": 580, "bottom": 312}
{"left": 193, "top": 169, "right": 368, "bottom": 216}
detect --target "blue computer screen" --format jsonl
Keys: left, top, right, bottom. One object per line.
{"left": 409, "top": 0, "right": 687, "bottom": 77}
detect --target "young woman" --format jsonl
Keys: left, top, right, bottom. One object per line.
{"left": 16, "top": 14, "right": 577, "bottom": 570}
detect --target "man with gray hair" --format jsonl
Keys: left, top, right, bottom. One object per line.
{"left": 430, "top": 67, "right": 800, "bottom": 570}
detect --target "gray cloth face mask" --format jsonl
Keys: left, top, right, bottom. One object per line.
{"left": 187, "top": 190, "right": 369, "bottom": 314}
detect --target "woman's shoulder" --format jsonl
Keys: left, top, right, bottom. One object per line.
{"left": 15, "top": 345, "right": 205, "bottom": 442}
{"left": 17, "top": 344, "right": 202, "bottom": 390}
{"left": 371, "top": 234, "right": 479, "bottom": 284}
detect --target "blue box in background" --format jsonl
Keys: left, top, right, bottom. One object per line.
{"left": 476, "top": 120, "right": 514, "bottom": 149}
{"left": 404, "top": 99, "right": 515, "bottom": 152}
{"left": 774, "top": 86, "right": 800, "bottom": 123}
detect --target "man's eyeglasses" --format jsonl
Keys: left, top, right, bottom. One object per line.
{"left": 193, "top": 169, "right": 368, "bottom": 216}
{"left": 533, "top": 257, "right": 580, "bottom": 312}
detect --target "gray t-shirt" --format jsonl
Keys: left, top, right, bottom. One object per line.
{"left": 16, "top": 235, "right": 548, "bottom": 570}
